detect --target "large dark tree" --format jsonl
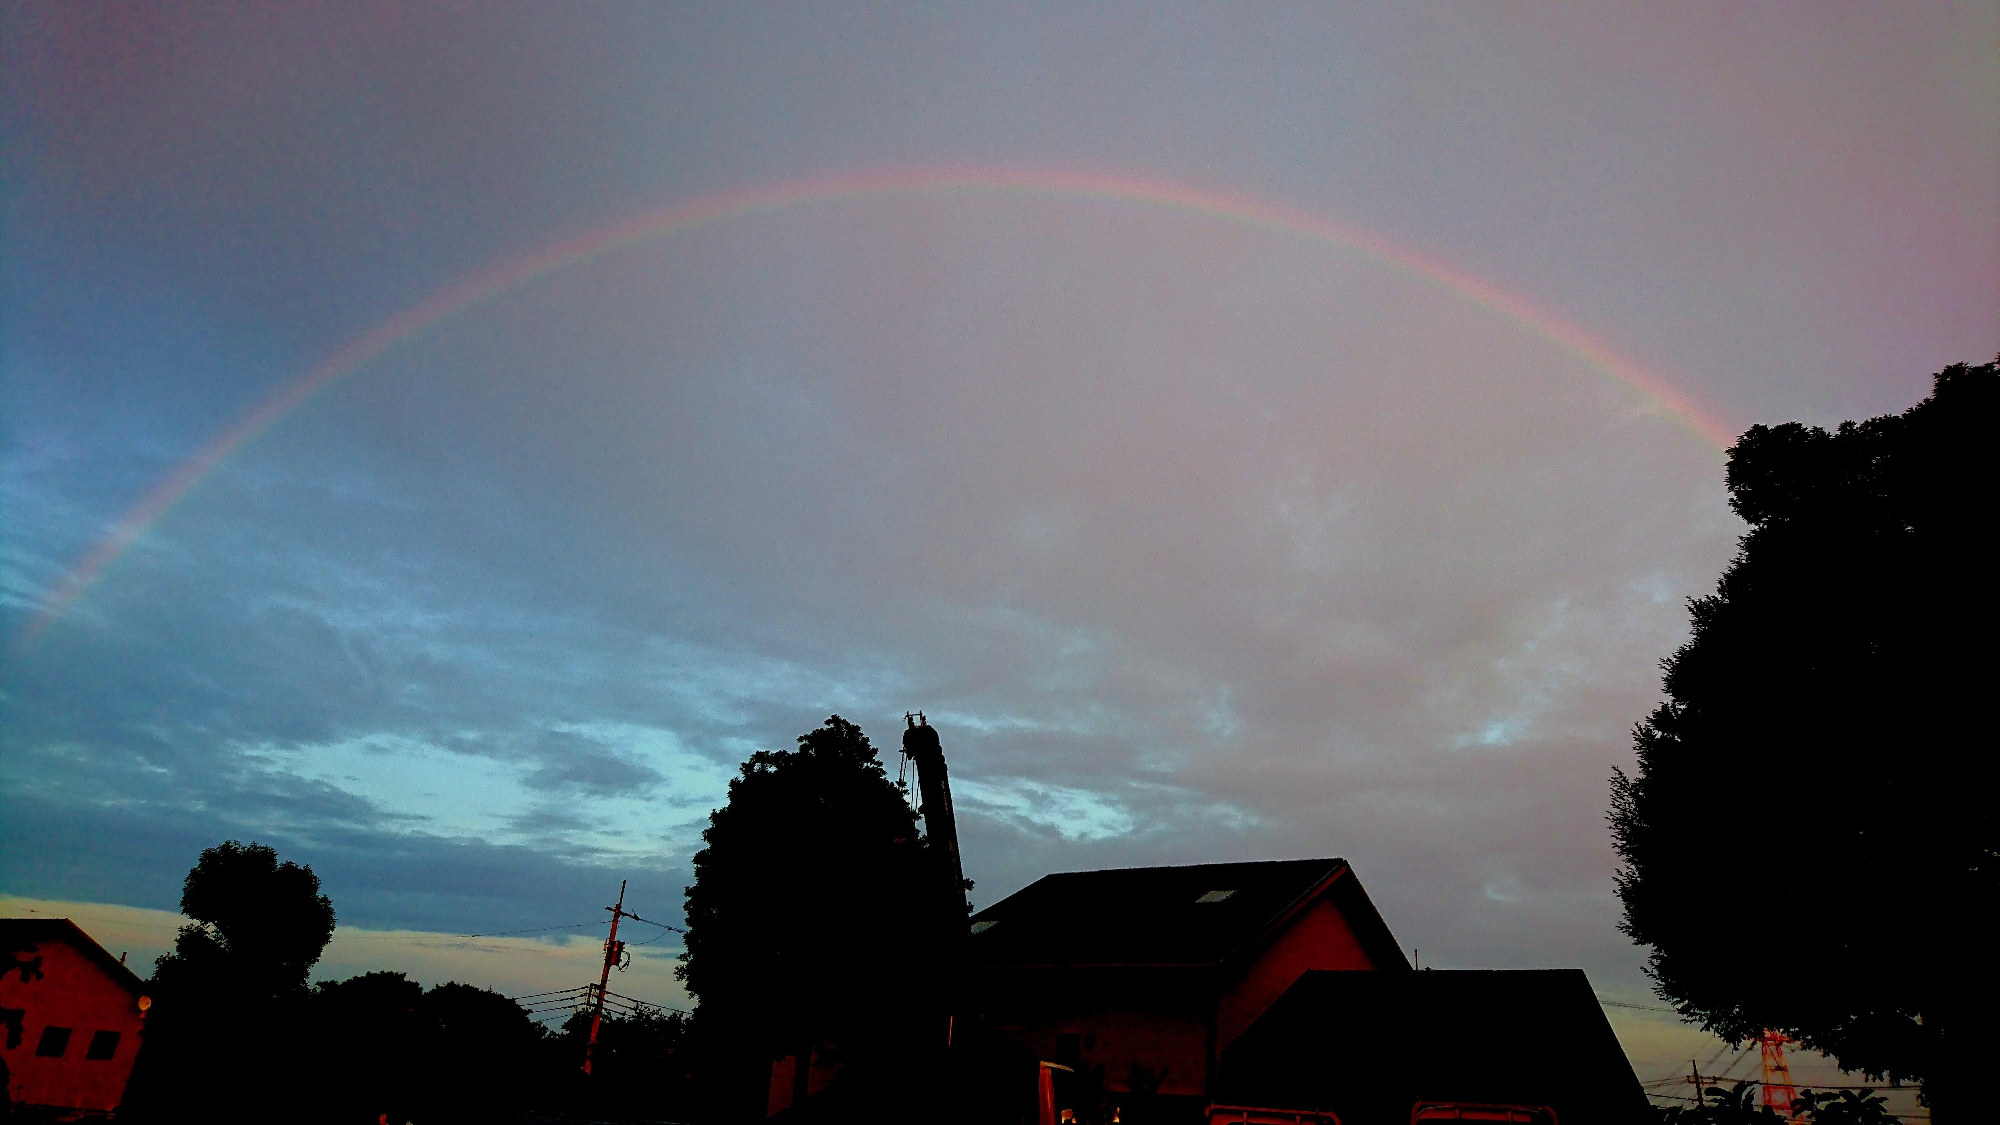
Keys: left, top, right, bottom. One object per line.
{"left": 154, "top": 840, "right": 337, "bottom": 1002}
{"left": 678, "top": 715, "right": 954, "bottom": 1111}
{"left": 1610, "top": 361, "right": 1996, "bottom": 1123}
{"left": 126, "top": 841, "right": 336, "bottom": 1120}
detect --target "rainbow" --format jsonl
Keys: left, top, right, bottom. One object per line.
{"left": 14, "top": 166, "right": 1734, "bottom": 650}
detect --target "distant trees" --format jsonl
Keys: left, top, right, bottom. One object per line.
{"left": 124, "top": 840, "right": 708, "bottom": 1124}
{"left": 1656, "top": 1084, "right": 1898, "bottom": 1125}
{"left": 678, "top": 715, "right": 956, "bottom": 1111}
{"left": 551, "top": 1004, "right": 700, "bottom": 1118}
{"left": 1610, "top": 361, "right": 1997, "bottom": 1124}
{"left": 310, "top": 971, "right": 552, "bottom": 1124}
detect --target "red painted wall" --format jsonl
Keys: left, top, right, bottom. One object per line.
{"left": 1215, "top": 896, "right": 1377, "bottom": 1053}
{"left": 985, "top": 885, "right": 1385, "bottom": 1102}
{"left": 0, "top": 931, "right": 148, "bottom": 1113}
{"left": 998, "top": 1004, "right": 1212, "bottom": 1098}
{"left": 765, "top": 1047, "right": 842, "bottom": 1116}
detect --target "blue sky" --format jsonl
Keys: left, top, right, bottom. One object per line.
{"left": 3, "top": 2, "right": 1995, "bottom": 1058}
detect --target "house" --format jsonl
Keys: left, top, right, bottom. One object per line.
{"left": 968, "top": 858, "right": 1409, "bottom": 1119}
{"left": 1215, "top": 969, "right": 1655, "bottom": 1125}
{"left": 0, "top": 918, "right": 152, "bottom": 1118}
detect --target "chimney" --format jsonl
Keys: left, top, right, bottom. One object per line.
{"left": 902, "top": 713, "right": 968, "bottom": 923}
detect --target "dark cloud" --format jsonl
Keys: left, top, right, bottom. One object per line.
{"left": 521, "top": 736, "right": 665, "bottom": 797}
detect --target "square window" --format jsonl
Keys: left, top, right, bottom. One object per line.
{"left": 35, "top": 1026, "right": 72, "bottom": 1057}
{"left": 86, "top": 1030, "right": 122, "bottom": 1060}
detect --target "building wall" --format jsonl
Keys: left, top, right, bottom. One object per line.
{"left": 0, "top": 935, "right": 148, "bottom": 1113}
{"left": 765, "top": 1047, "right": 842, "bottom": 1116}
{"left": 997, "top": 1003, "right": 1213, "bottom": 1099}
{"left": 1214, "top": 896, "right": 1378, "bottom": 1054}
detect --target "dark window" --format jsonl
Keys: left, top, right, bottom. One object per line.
{"left": 1055, "top": 1032, "right": 1082, "bottom": 1069}
{"left": 35, "top": 1026, "right": 73, "bottom": 1057}
{"left": 86, "top": 1030, "right": 122, "bottom": 1060}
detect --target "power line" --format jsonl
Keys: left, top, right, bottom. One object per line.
{"left": 468, "top": 922, "right": 605, "bottom": 937}
{"left": 1597, "top": 997, "right": 1677, "bottom": 1013}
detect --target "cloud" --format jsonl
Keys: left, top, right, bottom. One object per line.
{"left": 18, "top": 5, "right": 1988, "bottom": 1030}
{"left": 2, "top": 198, "right": 1744, "bottom": 1001}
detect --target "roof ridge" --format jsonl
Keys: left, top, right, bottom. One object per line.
{"left": 0, "top": 916, "right": 151, "bottom": 994}
{"left": 1036, "top": 856, "right": 1347, "bottom": 878}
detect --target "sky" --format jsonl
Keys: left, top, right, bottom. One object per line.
{"left": 2, "top": 1, "right": 1995, "bottom": 1099}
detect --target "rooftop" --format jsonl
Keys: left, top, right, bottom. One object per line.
{"left": 1219, "top": 969, "right": 1654, "bottom": 1125}
{"left": 968, "top": 857, "right": 1404, "bottom": 969}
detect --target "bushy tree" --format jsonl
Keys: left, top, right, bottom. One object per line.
{"left": 1610, "top": 361, "right": 1997, "bottom": 1123}
{"left": 311, "top": 971, "right": 427, "bottom": 1122}
{"left": 1658, "top": 1082, "right": 1782, "bottom": 1123}
{"left": 127, "top": 841, "right": 337, "bottom": 1120}
{"left": 1793, "top": 1089, "right": 1899, "bottom": 1125}
{"left": 552, "top": 1005, "right": 699, "bottom": 1119}
{"left": 678, "top": 715, "right": 955, "bottom": 1111}
{"left": 309, "top": 973, "right": 550, "bottom": 1124}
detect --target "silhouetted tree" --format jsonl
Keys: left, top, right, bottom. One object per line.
{"left": 1611, "top": 361, "right": 1997, "bottom": 1124}
{"left": 678, "top": 715, "right": 953, "bottom": 1113}
{"left": 305, "top": 972, "right": 552, "bottom": 1124}
{"left": 1657, "top": 1081, "right": 1782, "bottom": 1123}
{"left": 1792, "top": 1089, "right": 1900, "bottom": 1125}
{"left": 551, "top": 1005, "right": 697, "bottom": 1119}
{"left": 126, "top": 841, "right": 337, "bottom": 1120}
{"left": 310, "top": 971, "right": 427, "bottom": 1123}
{"left": 419, "top": 981, "right": 550, "bottom": 1122}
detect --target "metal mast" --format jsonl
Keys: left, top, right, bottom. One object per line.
{"left": 1759, "top": 1030, "right": 1799, "bottom": 1121}
{"left": 902, "top": 712, "right": 967, "bottom": 921}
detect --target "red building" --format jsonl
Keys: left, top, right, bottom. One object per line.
{"left": 969, "top": 858, "right": 1408, "bottom": 1119}
{"left": 1, "top": 919, "right": 151, "bottom": 1118}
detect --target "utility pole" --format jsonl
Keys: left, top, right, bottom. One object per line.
{"left": 1688, "top": 1059, "right": 1708, "bottom": 1107}
{"left": 583, "top": 879, "right": 630, "bottom": 1076}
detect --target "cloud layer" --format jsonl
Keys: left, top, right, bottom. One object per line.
{"left": 3, "top": 4, "right": 1994, "bottom": 1052}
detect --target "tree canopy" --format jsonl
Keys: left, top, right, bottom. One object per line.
{"left": 678, "top": 715, "right": 955, "bottom": 1107}
{"left": 128, "top": 841, "right": 338, "bottom": 1119}
{"left": 1610, "top": 360, "right": 1996, "bottom": 1121}
{"left": 157, "top": 839, "right": 336, "bottom": 1001}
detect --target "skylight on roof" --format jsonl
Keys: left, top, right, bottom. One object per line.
{"left": 1196, "top": 889, "right": 1236, "bottom": 904}
{"left": 970, "top": 920, "right": 999, "bottom": 935}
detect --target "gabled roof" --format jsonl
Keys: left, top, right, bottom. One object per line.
{"left": 968, "top": 857, "right": 1406, "bottom": 970}
{"left": 1218, "top": 969, "right": 1654, "bottom": 1125}
{"left": 0, "top": 917, "right": 151, "bottom": 995}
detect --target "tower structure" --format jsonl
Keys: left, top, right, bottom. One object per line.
{"left": 1758, "top": 1030, "right": 1799, "bottom": 1121}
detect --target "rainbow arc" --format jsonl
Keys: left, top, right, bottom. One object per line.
{"left": 15, "top": 166, "right": 1734, "bottom": 649}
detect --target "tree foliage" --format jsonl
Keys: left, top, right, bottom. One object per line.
{"left": 155, "top": 839, "right": 336, "bottom": 1001}
{"left": 678, "top": 716, "right": 954, "bottom": 1096}
{"left": 1610, "top": 361, "right": 1997, "bottom": 1118}
{"left": 1657, "top": 1081, "right": 1782, "bottom": 1124}
{"left": 552, "top": 1005, "right": 702, "bottom": 1118}
{"left": 127, "top": 840, "right": 338, "bottom": 1119}
{"left": 1792, "top": 1089, "right": 1899, "bottom": 1125}
{"left": 308, "top": 971, "right": 553, "bottom": 1124}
